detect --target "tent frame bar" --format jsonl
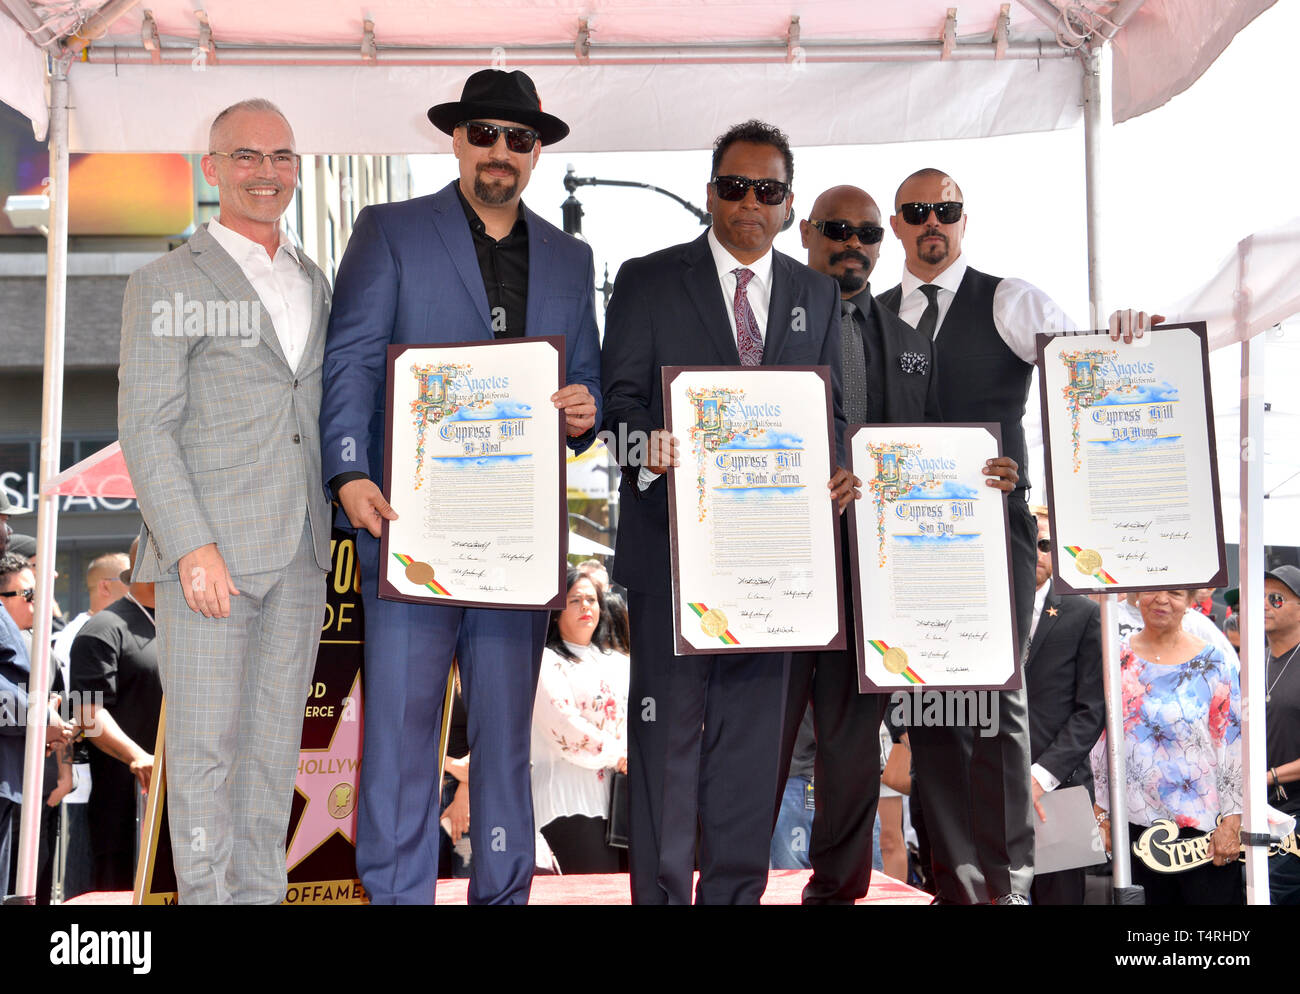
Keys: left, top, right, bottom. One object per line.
{"left": 79, "top": 37, "right": 1074, "bottom": 67}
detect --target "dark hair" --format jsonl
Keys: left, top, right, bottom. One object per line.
{"left": 711, "top": 120, "right": 794, "bottom": 185}
{"left": 0, "top": 552, "right": 30, "bottom": 589}
{"left": 601, "top": 590, "right": 631, "bottom": 655}
{"left": 546, "top": 568, "right": 611, "bottom": 661}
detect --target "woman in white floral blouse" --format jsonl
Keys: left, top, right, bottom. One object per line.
{"left": 530, "top": 569, "right": 629, "bottom": 873}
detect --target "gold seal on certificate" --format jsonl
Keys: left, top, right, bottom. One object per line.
{"left": 882, "top": 646, "right": 909, "bottom": 674}
{"left": 404, "top": 560, "right": 436, "bottom": 585}
{"left": 700, "top": 608, "right": 729, "bottom": 638}
{"left": 1073, "top": 549, "right": 1102, "bottom": 575}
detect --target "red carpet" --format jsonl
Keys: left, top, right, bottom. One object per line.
{"left": 64, "top": 871, "right": 931, "bottom": 905}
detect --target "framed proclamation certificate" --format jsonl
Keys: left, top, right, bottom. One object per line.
{"left": 847, "top": 424, "right": 1020, "bottom": 693}
{"left": 1037, "top": 322, "right": 1227, "bottom": 594}
{"left": 663, "top": 366, "right": 844, "bottom": 656}
{"left": 378, "top": 336, "right": 567, "bottom": 610}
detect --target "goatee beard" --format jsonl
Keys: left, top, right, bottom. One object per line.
{"left": 475, "top": 169, "right": 518, "bottom": 206}
{"left": 834, "top": 271, "right": 867, "bottom": 294}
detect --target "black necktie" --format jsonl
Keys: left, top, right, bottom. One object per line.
{"left": 840, "top": 300, "right": 869, "bottom": 425}
{"left": 915, "top": 284, "right": 941, "bottom": 340}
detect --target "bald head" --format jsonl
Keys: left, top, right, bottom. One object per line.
{"left": 86, "top": 550, "right": 129, "bottom": 614}
{"left": 800, "top": 185, "right": 884, "bottom": 297}
{"left": 208, "top": 98, "right": 293, "bottom": 153}
{"left": 893, "top": 168, "right": 962, "bottom": 210}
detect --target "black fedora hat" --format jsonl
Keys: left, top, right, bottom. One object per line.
{"left": 428, "top": 69, "right": 569, "bottom": 146}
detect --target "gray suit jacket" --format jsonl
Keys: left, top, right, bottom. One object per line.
{"left": 117, "top": 223, "right": 333, "bottom": 581}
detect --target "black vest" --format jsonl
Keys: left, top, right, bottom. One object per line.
{"left": 881, "top": 267, "right": 1032, "bottom": 491}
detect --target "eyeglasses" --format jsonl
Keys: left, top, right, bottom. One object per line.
{"left": 460, "top": 121, "right": 540, "bottom": 154}
{"left": 208, "top": 149, "right": 300, "bottom": 170}
{"left": 1269, "top": 592, "right": 1295, "bottom": 609}
{"left": 711, "top": 175, "right": 790, "bottom": 206}
{"left": 898, "top": 201, "right": 964, "bottom": 225}
{"left": 0, "top": 587, "right": 34, "bottom": 602}
{"left": 1037, "top": 539, "right": 1052, "bottom": 553}
{"left": 810, "top": 219, "right": 884, "bottom": 245}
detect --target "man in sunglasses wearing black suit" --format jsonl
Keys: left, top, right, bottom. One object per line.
{"left": 775, "top": 185, "right": 939, "bottom": 901}
{"left": 602, "top": 121, "right": 854, "bottom": 904}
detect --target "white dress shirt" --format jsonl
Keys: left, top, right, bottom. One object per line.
{"left": 706, "top": 226, "right": 773, "bottom": 347}
{"left": 638, "top": 230, "right": 774, "bottom": 490}
{"left": 896, "top": 254, "right": 1078, "bottom": 364}
{"left": 206, "top": 218, "right": 313, "bottom": 373}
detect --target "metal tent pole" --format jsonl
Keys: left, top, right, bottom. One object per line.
{"left": 11, "top": 56, "right": 70, "bottom": 905}
{"left": 1238, "top": 263, "right": 1269, "bottom": 904}
{"left": 1082, "top": 39, "right": 1142, "bottom": 904}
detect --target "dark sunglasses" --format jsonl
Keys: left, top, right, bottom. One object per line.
{"left": 711, "top": 175, "right": 790, "bottom": 206}
{"left": 810, "top": 219, "right": 884, "bottom": 244}
{"left": 898, "top": 201, "right": 964, "bottom": 225}
{"left": 1037, "top": 539, "right": 1052, "bottom": 553}
{"left": 460, "top": 120, "right": 540, "bottom": 154}
{"left": 1269, "top": 592, "right": 1294, "bottom": 609}
{"left": 0, "top": 587, "right": 34, "bottom": 602}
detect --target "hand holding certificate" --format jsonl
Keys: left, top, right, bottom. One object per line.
{"left": 663, "top": 366, "right": 845, "bottom": 655}
{"left": 378, "top": 336, "right": 567, "bottom": 609}
{"left": 848, "top": 424, "right": 1020, "bottom": 692}
{"left": 1037, "top": 322, "right": 1227, "bottom": 593}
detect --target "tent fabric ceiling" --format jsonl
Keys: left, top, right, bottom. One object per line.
{"left": 61, "top": 59, "right": 1084, "bottom": 155}
{"left": 0, "top": 0, "right": 1276, "bottom": 148}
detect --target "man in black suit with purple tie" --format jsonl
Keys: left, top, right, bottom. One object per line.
{"left": 601, "top": 121, "right": 855, "bottom": 904}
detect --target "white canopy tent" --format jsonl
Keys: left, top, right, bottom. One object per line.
{"left": 0, "top": 1, "right": 1275, "bottom": 151}
{"left": 0, "top": 0, "right": 1283, "bottom": 906}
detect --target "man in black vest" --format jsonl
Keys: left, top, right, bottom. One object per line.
{"left": 877, "top": 167, "right": 1069, "bottom": 904}
{"left": 775, "top": 185, "right": 1018, "bottom": 902}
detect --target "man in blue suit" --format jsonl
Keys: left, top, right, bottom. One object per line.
{"left": 319, "top": 70, "right": 600, "bottom": 904}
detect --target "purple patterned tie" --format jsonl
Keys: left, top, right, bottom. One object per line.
{"left": 731, "top": 267, "right": 764, "bottom": 367}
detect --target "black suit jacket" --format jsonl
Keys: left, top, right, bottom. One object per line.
{"left": 850, "top": 290, "right": 943, "bottom": 423}
{"left": 601, "top": 231, "right": 844, "bottom": 593}
{"left": 1025, "top": 590, "right": 1104, "bottom": 796}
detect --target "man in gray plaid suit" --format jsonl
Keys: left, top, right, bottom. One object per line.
{"left": 117, "top": 99, "right": 331, "bottom": 904}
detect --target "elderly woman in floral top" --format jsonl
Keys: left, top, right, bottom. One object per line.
{"left": 530, "top": 569, "right": 629, "bottom": 874}
{"left": 1092, "top": 587, "right": 1243, "bottom": 904}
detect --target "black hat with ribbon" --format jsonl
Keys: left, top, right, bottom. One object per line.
{"left": 428, "top": 69, "right": 569, "bottom": 146}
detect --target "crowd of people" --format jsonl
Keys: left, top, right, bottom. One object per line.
{"left": 1, "top": 67, "right": 1292, "bottom": 906}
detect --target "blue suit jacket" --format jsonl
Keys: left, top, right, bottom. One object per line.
{"left": 319, "top": 181, "right": 602, "bottom": 502}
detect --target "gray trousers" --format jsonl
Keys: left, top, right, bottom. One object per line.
{"left": 154, "top": 519, "right": 325, "bottom": 904}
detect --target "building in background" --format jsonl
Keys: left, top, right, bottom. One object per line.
{"left": 0, "top": 100, "right": 410, "bottom": 614}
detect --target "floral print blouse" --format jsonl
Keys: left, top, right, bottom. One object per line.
{"left": 1092, "top": 639, "right": 1243, "bottom": 832}
{"left": 530, "top": 642, "right": 630, "bottom": 829}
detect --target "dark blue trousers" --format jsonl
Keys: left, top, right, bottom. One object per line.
{"left": 354, "top": 531, "right": 547, "bottom": 904}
